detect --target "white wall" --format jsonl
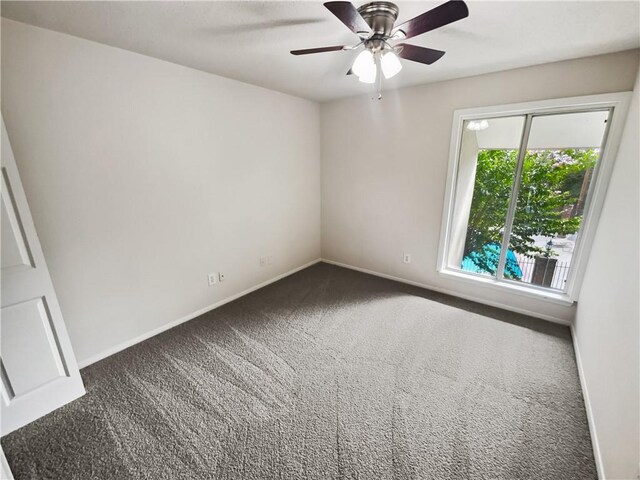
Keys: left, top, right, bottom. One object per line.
{"left": 1, "top": 19, "right": 321, "bottom": 365}
{"left": 573, "top": 67, "right": 639, "bottom": 480}
{"left": 321, "top": 50, "right": 639, "bottom": 323}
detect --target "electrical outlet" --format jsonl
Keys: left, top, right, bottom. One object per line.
{"left": 218, "top": 272, "right": 226, "bottom": 282}
{"left": 267, "top": 255, "right": 273, "bottom": 265}
{"left": 208, "top": 273, "right": 217, "bottom": 286}
{"left": 260, "top": 256, "right": 267, "bottom": 267}
{"left": 403, "top": 253, "right": 411, "bottom": 264}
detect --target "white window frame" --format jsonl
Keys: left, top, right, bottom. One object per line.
{"left": 437, "top": 92, "right": 632, "bottom": 305}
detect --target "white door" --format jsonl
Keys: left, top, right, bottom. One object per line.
{"left": 1, "top": 118, "right": 85, "bottom": 435}
{"left": 0, "top": 445, "right": 13, "bottom": 480}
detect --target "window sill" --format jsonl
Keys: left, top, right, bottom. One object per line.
{"left": 438, "top": 268, "right": 575, "bottom": 306}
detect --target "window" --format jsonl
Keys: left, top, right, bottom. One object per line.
{"left": 438, "top": 93, "right": 631, "bottom": 303}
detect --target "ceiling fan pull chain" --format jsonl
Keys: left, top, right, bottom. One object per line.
{"left": 377, "top": 52, "right": 383, "bottom": 99}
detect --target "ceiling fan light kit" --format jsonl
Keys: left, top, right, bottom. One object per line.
{"left": 291, "top": 0, "right": 469, "bottom": 98}
{"left": 381, "top": 51, "right": 402, "bottom": 79}
{"left": 352, "top": 49, "right": 374, "bottom": 78}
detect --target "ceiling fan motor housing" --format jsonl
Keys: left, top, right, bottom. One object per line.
{"left": 357, "top": 1, "right": 399, "bottom": 41}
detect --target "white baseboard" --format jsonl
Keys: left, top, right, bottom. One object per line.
{"left": 321, "top": 258, "right": 570, "bottom": 326}
{"left": 571, "top": 324, "right": 604, "bottom": 480}
{"left": 77, "top": 258, "right": 321, "bottom": 369}
{"left": 78, "top": 256, "right": 568, "bottom": 367}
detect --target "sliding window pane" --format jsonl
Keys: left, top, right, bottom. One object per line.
{"left": 505, "top": 110, "right": 609, "bottom": 290}
{"left": 448, "top": 116, "right": 524, "bottom": 277}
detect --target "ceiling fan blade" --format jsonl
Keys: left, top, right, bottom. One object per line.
{"left": 290, "top": 45, "right": 346, "bottom": 55}
{"left": 396, "top": 44, "right": 446, "bottom": 65}
{"left": 324, "top": 2, "right": 371, "bottom": 36}
{"left": 393, "top": 0, "right": 469, "bottom": 40}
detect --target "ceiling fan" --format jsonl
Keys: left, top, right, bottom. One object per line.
{"left": 291, "top": 0, "right": 469, "bottom": 96}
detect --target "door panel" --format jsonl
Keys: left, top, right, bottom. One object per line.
{"left": 2, "top": 298, "right": 67, "bottom": 397}
{"left": 1, "top": 170, "right": 33, "bottom": 272}
{"left": 1, "top": 117, "right": 85, "bottom": 436}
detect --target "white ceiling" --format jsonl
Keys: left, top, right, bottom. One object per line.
{"left": 2, "top": 1, "right": 639, "bottom": 102}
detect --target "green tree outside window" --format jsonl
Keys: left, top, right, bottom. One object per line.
{"left": 464, "top": 148, "right": 598, "bottom": 276}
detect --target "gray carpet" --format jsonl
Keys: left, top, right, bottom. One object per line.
{"left": 2, "top": 263, "right": 596, "bottom": 479}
